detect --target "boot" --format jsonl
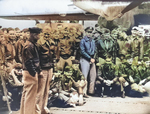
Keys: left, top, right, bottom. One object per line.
{"left": 121, "top": 91, "right": 125, "bottom": 98}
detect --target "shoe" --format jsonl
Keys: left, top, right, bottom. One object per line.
{"left": 83, "top": 94, "right": 89, "bottom": 98}
{"left": 65, "top": 103, "right": 76, "bottom": 108}
{"left": 121, "top": 91, "right": 125, "bottom": 98}
{"left": 43, "top": 107, "right": 50, "bottom": 114}
{"left": 87, "top": 93, "right": 95, "bottom": 97}
{"left": 95, "top": 93, "right": 103, "bottom": 97}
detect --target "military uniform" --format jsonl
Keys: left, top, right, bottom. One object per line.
{"left": 80, "top": 27, "right": 96, "bottom": 95}
{"left": 36, "top": 26, "right": 53, "bottom": 114}
{"left": 20, "top": 27, "right": 42, "bottom": 114}
{"left": 15, "top": 38, "right": 26, "bottom": 63}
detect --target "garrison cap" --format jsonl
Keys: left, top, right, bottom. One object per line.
{"left": 72, "top": 60, "right": 80, "bottom": 64}
{"left": 29, "top": 27, "right": 42, "bottom": 34}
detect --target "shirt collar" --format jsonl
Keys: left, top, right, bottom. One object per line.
{"left": 84, "top": 36, "right": 90, "bottom": 42}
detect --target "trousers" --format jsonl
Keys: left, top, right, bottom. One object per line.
{"left": 20, "top": 69, "right": 53, "bottom": 114}
{"left": 36, "top": 68, "right": 53, "bottom": 114}
{"left": 80, "top": 58, "right": 96, "bottom": 94}
{"left": 56, "top": 56, "right": 73, "bottom": 70}
{"left": 20, "top": 71, "right": 38, "bottom": 114}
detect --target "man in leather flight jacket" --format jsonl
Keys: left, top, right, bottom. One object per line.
{"left": 80, "top": 26, "right": 96, "bottom": 97}
{"left": 20, "top": 27, "right": 42, "bottom": 114}
{"left": 36, "top": 26, "right": 53, "bottom": 114}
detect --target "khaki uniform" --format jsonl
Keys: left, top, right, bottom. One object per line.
{"left": 20, "top": 71, "right": 38, "bottom": 114}
{"left": 15, "top": 39, "right": 26, "bottom": 63}
{"left": 36, "top": 69, "right": 53, "bottom": 114}
{"left": 56, "top": 38, "right": 75, "bottom": 70}
{"left": 5, "top": 42, "right": 16, "bottom": 72}
{"left": 36, "top": 37, "right": 54, "bottom": 114}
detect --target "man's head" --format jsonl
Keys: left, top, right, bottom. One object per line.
{"left": 85, "top": 26, "right": 94, "bottom": 38}
{"left": 43, "top": 26, "right": 51, "bottom": 40}
{"left": 57, "top": 24, "right": 63, "bottom": 30}
{"left": 119, "top": 54, "right": 125, "bottom": 60}
{"left": 2, "top": 28, "right": 8, "bottom": 34}
{"left": 15, "top": 27, "right": 21, "bottom": 38}
{"left": 95, "top": 24, "right": 101, "bottom": 32}
{"left": 29, "top": 27, "right": 42, "bottom": 42}
{"left": 72, "top": 60, "right": 80, "bottom": 71}
{"left": 8, "top": 28, "right": 16, "bottom": 40}
{"left": 62, "top": 26, "right": 69, "bottom": 37}
{"left": 131, "top": 26, "right": 139, "bottom": 36}
{"left": 64, "top": 66, "right": 73, "bottom": 76}
{"left": 0, "top": 30, "right": 5, "bottom": 44}
{"left": 29, "top": 27, "right": 42, "bottom": 34}
{"left": 22, "top": 28, "right": 30, "bottom": 40}
{"left": 52, "top": 29, "right": 61, "bottom": 40}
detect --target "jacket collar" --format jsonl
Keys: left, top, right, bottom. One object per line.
{"left": 84, "top": 36, "right": 90, "bottom": 42}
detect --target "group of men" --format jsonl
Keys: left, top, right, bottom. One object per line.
{"left": 20, "top": 27, "right": 53, "bottom": 114}
{"left": 19, "top": 26, "right": 96, "bottom": 114}
{"left": 0, "top": 27, "right": 53, "bottom": 114}
{"left": 0, "top": 22, "right": 150, "bottom": 114}
{"left": 80, "top": 24, "right": 150, "bottom": 99}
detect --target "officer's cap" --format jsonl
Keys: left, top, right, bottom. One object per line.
{"left": 85, "top": 26, "right": 94, "bottom": 32}
{"left": 29, "top": 27, "right": 42, "bottom": 34}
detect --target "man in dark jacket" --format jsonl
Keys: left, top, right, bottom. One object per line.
{"left": 20, "top": 27, "right": 42, "bottom": 114}
{"left": 80, "top": 26, "right": 96, "bottom": 97}
{"left": 36, "top": 26, "right": 53, "bottom": 114}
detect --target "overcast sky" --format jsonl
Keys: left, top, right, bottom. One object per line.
{"left": 0, "top": 18, "right": 39, "bottom": 30}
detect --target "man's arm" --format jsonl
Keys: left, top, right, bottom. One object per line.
{"left": 80, "top": 39, "right": 91, "bottom": 61}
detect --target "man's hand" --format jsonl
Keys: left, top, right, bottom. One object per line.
{"left": 103, "top": 80, "right": 113, "bottom": 86}
{"left": 90, "top": 58, "right": 95, "bottom": 63}
{"left": 38, "top": 72, "right": 43, "bottom": 78}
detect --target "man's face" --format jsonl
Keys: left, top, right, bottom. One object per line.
{"left": 25, "top": 32, "right": 30, "bottom": 39}
{"left": 9, "top": 30, "right": 16, "bottom": 40}
{"left": 63, "top": 27, "right": 69, "bottom": 36}
{"left": 86, "top": 31, "right": 93, "bottom": 38}
{"left": 70, "top": 27, "right": 76, "bottom": 33}
{"left": 57, "top": 24, "right": 63, "bottom": 30}
{"left": 95, "top": 26, "right": 100, "bottom": 32}
{"left": 19, "top": 32, "right": 24, "bottom": 40}
{"left": 15, "top": 30, "right": 21, "bottom": 37}
{"left": 111, "top": 30, "right": 118, "bottom": 39}
{"left": 64, "top": 67, "right": 73, "bottom": 76}
{"left": 64, "top": 70, "right": 73, "bottom": 76}
{"left": 33, "top": 33, "right": 40, "bottom": 41}
{"left": 3, "top": 30, "right": 7, "bottom": 34}
{"left": 0, "top": 34, "right": 5, "bottom": 44}
{"left": 44, "top": 32, "right": 50, "bottom": 40}
{"left": 54, "top": 30, "right": 60, "bottom": 39}
{"left": 72, "top": 64, "right": 79, "bottom": 71}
